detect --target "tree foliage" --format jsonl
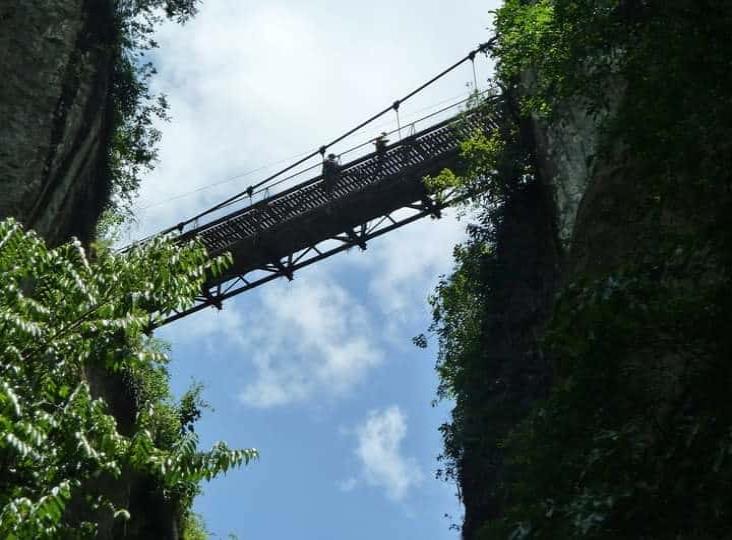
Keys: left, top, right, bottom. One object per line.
{"left": 0, "top": 218, "right": 255, "bottom": 537}
{"left": 107, "top": 0, "right": 201, "bottom": 217}
{"left": 428, "top": 1, "right": 732, "bottom": 538}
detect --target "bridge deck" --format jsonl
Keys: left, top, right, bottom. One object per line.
{"left": 165, "top": 108, "right": 494, "bottom": 324}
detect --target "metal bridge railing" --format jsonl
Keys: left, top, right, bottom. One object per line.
{"left": 180, "top": 108, "right": 492, "bottom": 257}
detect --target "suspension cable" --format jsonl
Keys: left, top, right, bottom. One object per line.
{"left": 235, "top": 89, "right": 495, "bottom": 204}
{"left": 123, "top": 88, "right": 497, "bottom": 251}
{"left": 395, "top": 105, "right": 402, "bottom": 141}
{"left": 471, "top": 57, "right": 479, "bottom": 91}
{"left": 142, "top": 88, "right": 491, "bottom": 212}
{"left": 157, "top": 40, "right": 495, "bottom": 235}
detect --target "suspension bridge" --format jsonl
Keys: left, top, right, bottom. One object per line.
{"left": 140, "top": 43, "right": 498, "bottom": 326}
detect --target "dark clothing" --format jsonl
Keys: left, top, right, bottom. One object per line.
{"left": 374, "top": 137, "right": 388, "bottom": 156}
{"left": 323, "top": 157, "right": 340, "bottom": 191}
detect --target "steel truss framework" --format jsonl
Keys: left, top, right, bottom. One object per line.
{"left": 162, "top": 190, "right": 460, "bottom": 325}
{"left": 158, "top": 107, "right": 495, "bottom": 326}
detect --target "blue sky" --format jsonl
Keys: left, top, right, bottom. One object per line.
{"left": 128, "top": 1, "right": 500, "bottom": 537}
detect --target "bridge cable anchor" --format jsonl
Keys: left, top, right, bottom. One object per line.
{"left": 274, "top": 260, "right": 294, "bottom": 281}
{"left": 422, "top": 196, "right": 442, "bottom": 219}
{"left": 477, "top": 38, "right": 497, "bottom": 55}
{"left": 203, "top": 291, "right": 223, "bottom": 311}
{"left": 393, "top": 100, "right": 402, "bottom": 141}
{"left": 347, "top": 229, "right": 367, "bottom": 251}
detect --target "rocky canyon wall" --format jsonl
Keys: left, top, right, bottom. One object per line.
{"left": 0, "top": 0, "right": 115, "bottom": 246}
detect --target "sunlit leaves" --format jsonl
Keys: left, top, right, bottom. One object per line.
{"left": 0, "top": 218, "right": 254, "bottom": 536}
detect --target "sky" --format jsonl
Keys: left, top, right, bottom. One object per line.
{"left": 129, "top": 1, "right": 499, "bottom": 538}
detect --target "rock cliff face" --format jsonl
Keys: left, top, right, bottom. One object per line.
{"left": 1, "top": 3, "right": 181, "bottom": 538}
{"left": 459, "top": 13, "right": 732, "bottom": 529}
{"left": 532, "top": 104, "right": 603, "bottom": 243}
{"left": 0, "top": 0, "right": 115, "bottom": 246}
{"left": 459, "top": 86, "right": 624, "bottom": 538}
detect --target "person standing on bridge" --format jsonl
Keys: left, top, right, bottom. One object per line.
{"left": 322, "top": 153, "right": 340, "bottom": 192}
{"left": 374, "top": 132, "right": 389, "bottom": 157}
{"left": 373, "top": 132, "right": 389, "bottom": 176}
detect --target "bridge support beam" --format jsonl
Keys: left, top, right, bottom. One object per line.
{"left": 158, "top": 188, "right": 462, "bottom": 327}
{"left": 421, "top": 196, "right": 442, "bottom": 219}
{"left": 347, "top": 226, "right": 368, "bottom": 250}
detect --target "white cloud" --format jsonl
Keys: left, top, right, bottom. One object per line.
{"left": 159, "top": 214, "right": 466, "bottom": 408}
{"left": 160, "top": 206, "right": 465, "bottom": 407}
{"left": 127, "top": 0, "right": 495, "bottom": 241}
{"left": 238, "top": 276, "right": 382, "bottom": 407}
{"left": 351, "top": 406, "right": 423, "bottom": 502}
{"left": 136, "top": 0, "right": 494, "bottom": 411}
{"left": 337, "top": 476, "right": 358, "bottom": 493}
{"left": 161, "top": 299, "right": 245, "bottom": 345}
{"left": 326, "top": 209, "right": 466, "bottom": 350}
{"left": 164, "top": 272, "right": 382, "bottom": 409}
{"left": 361, "top": 210, "right": 466, "bottom": 316}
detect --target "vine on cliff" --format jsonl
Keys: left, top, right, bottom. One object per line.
{"left": 428, "top": 1, "right": 732, "bottom": 538}
{"left": 106, "top": 0, "right": 200, "bottom": 219}
{"left": 423, "top": 91, "right": 557, "bottom": 537}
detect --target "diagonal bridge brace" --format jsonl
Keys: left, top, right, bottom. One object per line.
{"left": 161, "top": 191, "right": 460, "bottom": 326}
{"left": 155, "top": 107, "right": 495, "bottom": 327}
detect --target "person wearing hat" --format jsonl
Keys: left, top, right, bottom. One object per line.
{"left": 322, "top": 153, "right": 340, "bottom": 192}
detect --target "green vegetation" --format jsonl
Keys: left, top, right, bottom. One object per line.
{"left": 0, "top": 3, "right": 260, "bottom": 536}
{"left": 0, "top": 218, "right": 255, "bottom": 537}
{"left": 428, "top": 1, "right": 732, "bottom": 538}
{"left": 181, "top": 512, "right": 210, "bottom": 540}
{"left": 107, "top": 0, "right": 200, "bottom": 218}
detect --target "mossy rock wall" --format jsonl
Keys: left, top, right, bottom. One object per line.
{"left": 0, "top": 0, "right": 115, "bottom": 246}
